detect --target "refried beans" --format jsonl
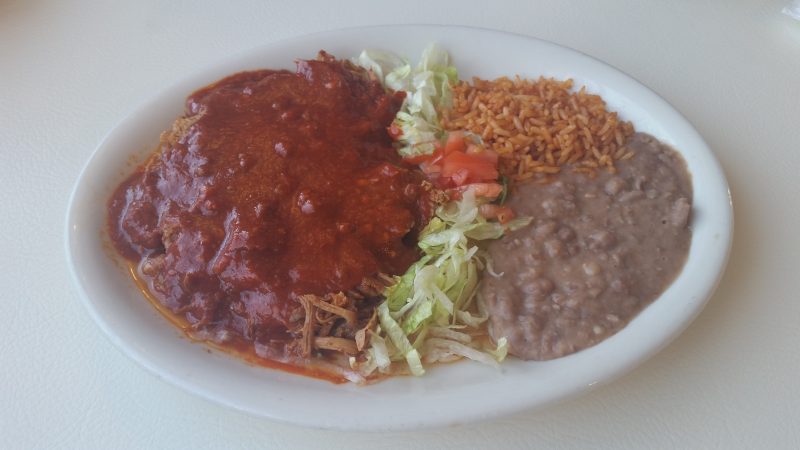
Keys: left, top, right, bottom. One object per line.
{"left": 481, "top": 133, "right": 692, "bottom": 360}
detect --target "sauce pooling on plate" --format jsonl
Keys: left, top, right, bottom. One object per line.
{"left": 108, "top": 53, "right": 430, "bottom": 369}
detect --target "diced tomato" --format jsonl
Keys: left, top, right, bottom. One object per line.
{"left": 455, "top": 182, "right": 504, "bottom": 200}
{"left": 443, "top": 131, "right": 466, "bottom": 155}
{"left": 465, "top": 144, "right": 499, "bottom": 164}
{"left": 420, "top": 161, "right": 442, "bottom": 175}
{"left": 403, "top": 132, "right": 501, "bottom": 189}
{"left": 402, "top": 141, "right": 446, "bottom": 165}
{"left": 497, "top": 208, "right": 514, "bottom": 224}
{"left": 450, "top": 168, "right": 470, "bottom": 186}
{"left": 429, "top": 149, "right": 446, "bottom": 166}
{"left": 479, "top": 204, "right": 515, "bottom": 224}
{"left": 441, "top": 151, "right": 499, "bottom": 185}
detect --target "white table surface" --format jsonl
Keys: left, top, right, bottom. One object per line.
{"left": 2, "top": 0, "right": 799, "bottom": 448}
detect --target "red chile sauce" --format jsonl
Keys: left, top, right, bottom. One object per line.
{"left": 107, "top": 54, "right": 429, "bottom": 377}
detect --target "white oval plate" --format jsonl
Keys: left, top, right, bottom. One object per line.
{"left": 65, "top": 25, "right": 733, "bottom": 431}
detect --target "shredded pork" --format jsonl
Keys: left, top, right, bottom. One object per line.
{"left": 294, "top": 274, "right": 392, "bottom": 358}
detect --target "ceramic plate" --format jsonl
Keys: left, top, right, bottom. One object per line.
{"left": 65, "top": 25, "right": 733, "bottom": 431}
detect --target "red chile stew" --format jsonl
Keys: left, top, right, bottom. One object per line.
{"left": 108, "top": 54, "right": 431, "bottom": 375}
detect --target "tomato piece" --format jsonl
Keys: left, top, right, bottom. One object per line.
{"left": 403, "top": 133, "right": 500, "bottom": 189}
{"left": 406, "top": 139, "right": 450, "bottom": 164}
{"left": 420, "top": 161, "right": 442, "bottom": 175}
{"left": 429, "top": 148, "right": 446, "bottom": 165}
{"left": 456, "top": 182, "right": 503, "bottom": 200}
{"left": 465, "top": 144, "right": 499, "bottom": 164}
{"left": 441, "top": 151, "right": 499, "bottom": 185}
{"left": 465, "top": 144, "right": 480, "bottom": 155}
{"left": 450, "top": 168, "right": 470, "bottom": 186}
{"left": 443, "top": 131, "right": 466, "bottom": 155}
{"left": 479, "top": 204, "right": 515, "bottom": 224}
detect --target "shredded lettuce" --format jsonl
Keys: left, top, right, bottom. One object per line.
{"left": 369, "top": 331, "right": 392, "bottom": 371}
{"left": 352, "top": 45, "right": 531, "bottom": 377}
{"left": 354, "top": 44, "right": 458, "bottom": 157}
{"left": 353, "top": 49, "right": 411, "bottom": 91}
{"left": 378, "top": 302, "right": 425, "bottom": 376}
{"left": 371, "top": 190, "right": 530, "bottom": 376}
